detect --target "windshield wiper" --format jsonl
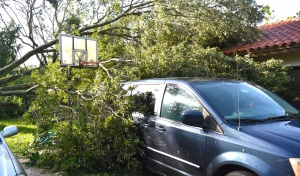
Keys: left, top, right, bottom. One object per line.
{"left": 240, "top": 118, "right": 265, "bottom": 123}
{"left": 227, "top": 118, "right": 265, "bottom": 124}
{"left": 264, "top": 116, "right": 293, "bottom": 121}
{"left": 227, "top": 116, "right": 293, "bottom": 124}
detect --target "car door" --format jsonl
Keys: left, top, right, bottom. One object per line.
{"left": 151, "top": 84, "right": 208, "bottom": 176}
{"left": 129, "top": 83, "right": 163, "bottom": 166}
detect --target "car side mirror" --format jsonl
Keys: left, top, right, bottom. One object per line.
{"left": 181, "top": 110, "right": 208, "bottom": 128}
{"left": 2, "top": 126, "right": 18, "bottom": 138}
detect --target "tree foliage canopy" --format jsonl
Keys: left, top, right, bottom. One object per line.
{"left": 0, "top": 22, "right": 20, "bottom": 68}
{"left": 0, "top": 0, "right": 293, "bottom": 174}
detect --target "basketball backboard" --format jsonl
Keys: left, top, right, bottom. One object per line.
{"left": 59, "top": 34, "right": 98, "bottom": 68}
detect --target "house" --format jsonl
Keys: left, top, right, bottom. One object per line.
{"left": 222, "top": 18, "right": 300, "bottom": 110}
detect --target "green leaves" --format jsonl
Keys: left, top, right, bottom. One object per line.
{"left": 46, "top": 0, "right": 59, "bottom": 9}
{"left": 0, "top": 22, "right": 20, "bottom": 68}
{"left": 63, "top": 14, "right": 81, "bottom": 33}
{"left": 27, "top": 63, "right": 145, "bottom": 174}
{"left": 143, "top": 0, "right": 264, "bottom": 48}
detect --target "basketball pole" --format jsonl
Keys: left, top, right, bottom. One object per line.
{"left": 67, "top": 66, "right": 72, "bottom": 107}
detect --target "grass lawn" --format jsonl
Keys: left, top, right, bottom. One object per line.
{"left": 0, "top": 118, "right": 36, "bottom": 155}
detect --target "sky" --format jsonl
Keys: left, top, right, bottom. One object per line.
{"left": 255, "top": 0, "right": 300, "bottom": 22}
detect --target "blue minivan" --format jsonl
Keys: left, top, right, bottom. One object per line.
{"left": 123, "top": 78, "right": 300, "bottom": 176}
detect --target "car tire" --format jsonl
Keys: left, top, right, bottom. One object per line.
{"left": 225, "top": 170, "right": 257, "bottom": 176}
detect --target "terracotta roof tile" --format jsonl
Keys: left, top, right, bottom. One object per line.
{"left": 222, "top": 18, "right": 300, "bottom": 56}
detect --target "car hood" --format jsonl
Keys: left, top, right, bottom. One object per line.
{"left": 240, "top": 120, "right": 300, "bottom": 154}
{"left": 0, "top": 143, "right": 17, "bottom": 176}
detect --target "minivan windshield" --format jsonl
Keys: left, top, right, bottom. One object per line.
{"left": 192, "top": 81, "right": 299, "bottom": 121}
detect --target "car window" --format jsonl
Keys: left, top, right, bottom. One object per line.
{"left": 192, "top": 82, "right": 293, "bottom": 120}
{"left": 255, "top": 84, "right": 299, "bottom": 114}
{"left": 130, "top": 84, "right": 160, "bottom": 116}
{"left": 161, "top": 85, "right": 203, "bottom": 122}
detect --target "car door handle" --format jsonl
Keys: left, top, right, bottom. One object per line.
{"left": 156, "top": 126, "right": 166, "bottom": 131}
{"left": 143, "top": 122, "right": 151, "bottom": 128}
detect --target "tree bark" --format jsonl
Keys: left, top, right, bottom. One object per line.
{"left": 0, "top": 85, "right": 37, "bottom": 96}
{"left": 0, "top": 68, "right": 38, "bottom": 86}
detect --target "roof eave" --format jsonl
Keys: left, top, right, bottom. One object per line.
{"left": 226, "top": 44, "right": 300, "bottom": 57}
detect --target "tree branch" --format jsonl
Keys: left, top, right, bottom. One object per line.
{"left": 0, "top": 67, "right": 39, "bottom": 86}
{"left": 0, "top": 83, "right": 37, "bottom": 91}
{"left": 81, "top": 31, "right": 140, "bottom": 40}
{"left": 78, "top": 1, "right": 154, "bottom": 33}
{"left": 0, "top": 84, "right": 37, "bottom": 96}
{"left": 100, "top": 58, "right": 134, "bottom": 64}
{"left": 0, "top": 39, "right": 58, "bottom": 76}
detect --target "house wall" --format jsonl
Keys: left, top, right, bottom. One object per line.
{"left": 254, "top": 50, "right": 300, "bottom": 67}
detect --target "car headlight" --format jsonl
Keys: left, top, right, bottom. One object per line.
{"left": 289, "top": 158, "right": 300, "bottom": 176}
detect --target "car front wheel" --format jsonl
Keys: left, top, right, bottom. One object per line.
{"left": 225, "top": 170, "right": 257, "bottom": 176}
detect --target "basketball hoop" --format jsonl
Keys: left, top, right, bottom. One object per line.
{"left": 79, "top": 61, "right": 99, "bottom": 68}
{"left": 59, "top": 34, "right": 98, "bottom": 68}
